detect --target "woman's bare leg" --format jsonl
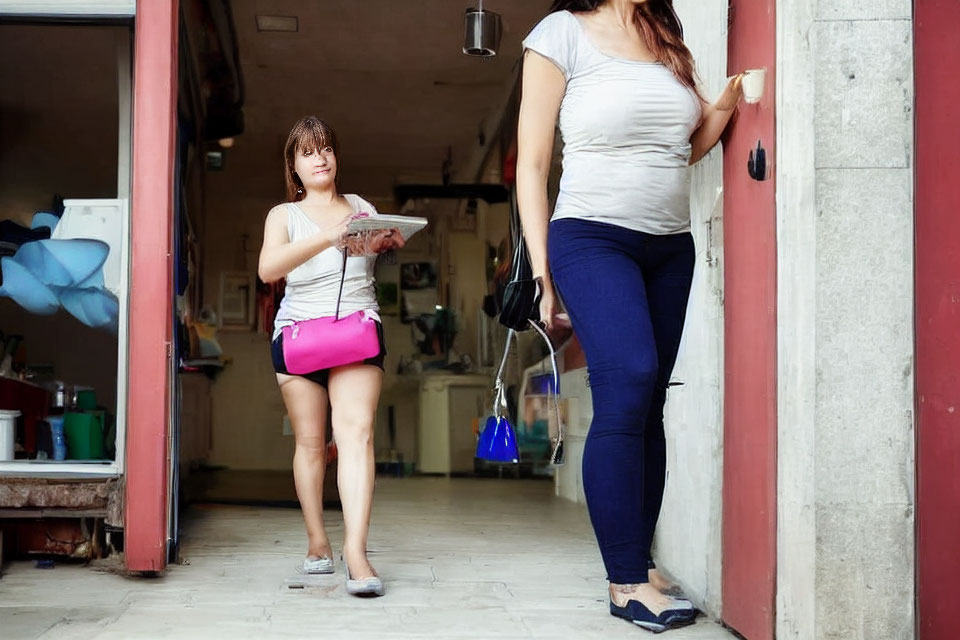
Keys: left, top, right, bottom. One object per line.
{"left": 277, "top": 373, "right": 332, "bottom": 559}
{"left": 327, "top": 364, "right": 382, "bottom": 579}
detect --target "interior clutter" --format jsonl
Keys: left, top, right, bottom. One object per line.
{"left": 0, "top": 21, "right": 128, "bottom": 473}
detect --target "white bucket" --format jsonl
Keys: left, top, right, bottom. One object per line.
{"left": 0, "top": 410, "right": 21, "bottom": 461}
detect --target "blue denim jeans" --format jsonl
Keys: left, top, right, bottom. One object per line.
{"left": 548, "top": 218, "right": 695, "bottom": 584}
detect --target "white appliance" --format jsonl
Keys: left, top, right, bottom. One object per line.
{"left": 417, "top": 374, "right": 490, "bottom": 474}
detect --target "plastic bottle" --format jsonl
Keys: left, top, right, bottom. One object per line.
{"left": 49, "top": 415, "right": 67, "bottom": 461}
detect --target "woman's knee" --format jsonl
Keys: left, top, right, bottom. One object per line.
{"left": 294, "top": 433, "right": 327, "bottom": 461}
{"left": 590, "top": 358, "right": 658, "bottom": 395}
{"left": 332, "top": 410, "right": 375, "bottom": 449}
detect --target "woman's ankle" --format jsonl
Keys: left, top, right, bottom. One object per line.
{"left": 342, "top": 544, "right": 376, "bottom": 576}
{"left": 648, "top": 568, "right": 675, "bottom": 592}
{"left": 306, "top": 540, "right": 332, "bottom": 558}
{"left": 609, "top": 582, "right": 672, "bottom": 612}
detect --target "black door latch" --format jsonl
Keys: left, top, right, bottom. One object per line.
{"left": 748, "top": 140, "right": 767, "bottom": 181}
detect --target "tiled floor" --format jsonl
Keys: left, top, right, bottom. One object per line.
{"left": 1, "top": 477, "right": 736, "bottom": 639}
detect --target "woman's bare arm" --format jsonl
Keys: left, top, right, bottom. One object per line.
{"left": 516, "top": 50, "right": 567, "bottom": 328}
{"left": 257, "top": 205, "right": 348, "bottom": 283}
{"left": 689, "top": 74, "right": 743, "bottom": 165}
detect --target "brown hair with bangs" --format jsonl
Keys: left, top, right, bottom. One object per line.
{"left": 283, "top": 116, "right": 340, "bottom": 202}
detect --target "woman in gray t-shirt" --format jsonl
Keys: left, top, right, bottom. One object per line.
{"left": 517, "top": 0, "right": 743, "bottom": 631}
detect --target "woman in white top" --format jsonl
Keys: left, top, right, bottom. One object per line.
{"left": 518, "top": 0, "right": 743, "bottom": 631}
{"left": 258, "top": 116, "right": 403, "bottom": 597}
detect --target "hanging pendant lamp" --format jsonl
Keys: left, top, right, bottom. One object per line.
{"left": 463, "top": 0, "right": 502, "bottom": 57}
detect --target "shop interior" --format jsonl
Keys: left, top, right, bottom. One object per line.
{"left": 173, "top": 0, "right": 580, "bottom": 511}
{"left": 0, "top": 19, "right": 130, "bottom": 476}
{"left": 0, "top": 0, "right": 585, "bottom": 545}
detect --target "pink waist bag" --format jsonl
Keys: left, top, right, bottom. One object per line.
{"left": 281, "top": 310, "right": 380, "bottom": 374}
{"left": 281, "top": 242, "right": 380, "bottom": 374}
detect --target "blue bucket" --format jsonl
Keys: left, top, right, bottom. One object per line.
{"left": 476, "top": 414, "right": 519, "bottom": 464}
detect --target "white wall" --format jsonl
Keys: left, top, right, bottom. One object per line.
{"left": 653, "top": 0, "right": 728, "bottom": 617}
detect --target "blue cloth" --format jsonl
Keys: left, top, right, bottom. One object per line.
{"left": 0, "top": 239, "right": 118, "bottom": 330}
{"left": 548, "top": 218, "right": 694, "bottom": 584}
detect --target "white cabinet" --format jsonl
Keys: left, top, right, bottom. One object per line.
{"left": 554, "top": 368, "right": 591, "bottom": 504}
{"left": 417, "top": 374, "right": 490, "bottom": 475}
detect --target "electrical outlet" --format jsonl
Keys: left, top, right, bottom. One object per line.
{"left": 282, "top": 415, "right": 293, "bottom": 436}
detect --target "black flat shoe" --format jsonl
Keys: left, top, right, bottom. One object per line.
{"left": 609, "top": 598, "right": 698, "bottom": 633}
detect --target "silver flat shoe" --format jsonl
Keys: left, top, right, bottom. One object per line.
{"left": 302, "top": 555, "right": 334, "bottom": 575}
{"left": 344, "top": 557, "right": 384, "bottom": 597}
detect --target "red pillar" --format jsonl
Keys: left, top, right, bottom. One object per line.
{"left": 915, "top": 2, "right": 960, "bottom": 638}
{"left": 124, "top": 0, "right": 178, "bottom": 572}
{"left": 722, "top": 1, "right": 778, "bottom": 638}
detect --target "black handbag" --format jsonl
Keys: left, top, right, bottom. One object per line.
{"left": 492, "top": 188, "right": 564, "bottom": 465}
{"left": 498, "top": 188, "right": 542, "bottom": 332}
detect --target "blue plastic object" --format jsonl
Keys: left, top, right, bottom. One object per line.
{"left": 48, "top": 415, "right": 67, "bottom": 462}
{"left": 31, "top": 212, "right": 60, "bottom": 233}
{"left": 476, "top": 414, "right": 520, "bottom": 464}
{"left": 0, "top": 238, "right": 118, "bottom": 330}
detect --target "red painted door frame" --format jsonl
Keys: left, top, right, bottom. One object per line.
{"left": 124, "top": 0, "right": 178, "bottom": 572}
{"left": 722, "top": 1, "right": 778, "bottom": 638}
{"left": 915, "top": 3, "right": 960, "bottom": 638}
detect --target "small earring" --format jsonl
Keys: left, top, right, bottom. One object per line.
{"left": 297, "top": 187, "right": 304, "bottom": 195}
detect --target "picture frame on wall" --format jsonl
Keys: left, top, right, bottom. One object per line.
{"left": 218, "top": 271, "right": 255, "bottom": 330}
{"left": 400, "top": 262, "right": 438, "bottom": 323}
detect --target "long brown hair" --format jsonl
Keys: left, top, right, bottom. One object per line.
{"left": 548, "top": 0, "right": 698, "bottom": 92}
{"left": 283, "top": 116, "right": 340, "bottom": 202}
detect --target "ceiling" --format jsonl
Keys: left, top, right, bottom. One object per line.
{"left": 221, "top": 0, "right": 551, "bottom": 200}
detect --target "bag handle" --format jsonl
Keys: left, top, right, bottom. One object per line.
{"left": 490, "top": 321, "right": 565, "bottom": 465}
{"left": 528, "top": 320, "right": 564, "bottom": 465}
{"left": 334, "top": 248, "right": 348, "bottom": 321}
{"left": 492, "top": 328, "right": 516, "bottom": 419}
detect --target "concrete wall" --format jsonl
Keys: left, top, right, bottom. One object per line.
{"left": 654, "top": 0, "right": 728, "bottom": 617}
{"left": 777, "top": 1, "right": 915, "bottom": 638}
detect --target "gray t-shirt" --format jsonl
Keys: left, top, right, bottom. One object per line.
{"left": 523, "top": 10, "right": 702, "bottom": 235}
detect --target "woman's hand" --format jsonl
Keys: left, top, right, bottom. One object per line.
{"left": 715, "top": 73, "right": 744, "bottom": 111}
{"left": 538, "top": 278, "right": 574, "bottom": 340}
{"left": 367, "top": 228, "right": 406, "bottom": 254}
{"left": 328, "top": 213, "right": 356, "bottom": 249}
{"left": 341, "top": 228, "right": 406, "bottom": 256}
{"left": 538, "top": 278, "right": 560, "bottom": 332}
{"left": 689, "top": 73, "right": 747, "bottom": 164}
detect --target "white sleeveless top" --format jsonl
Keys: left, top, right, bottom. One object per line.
{"left": 523, "top": 10, "right": 702, "bottom": 235}
{"left": 272, "top": 194, "right": 380, "bottom": 340}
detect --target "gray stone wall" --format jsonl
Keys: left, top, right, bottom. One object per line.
{"left": 778, "top": 1, "right": 915, "bottom": 638}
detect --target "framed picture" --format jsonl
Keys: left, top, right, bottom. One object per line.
{"left": 219, "top": 271, "right": 255, "bottom": 330}
{"left": 400, "top": 262, "right": 438, "bottom": 323}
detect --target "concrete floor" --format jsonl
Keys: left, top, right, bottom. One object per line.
{"left": 1, "top": 477, "right": 735, "bottom": 639}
